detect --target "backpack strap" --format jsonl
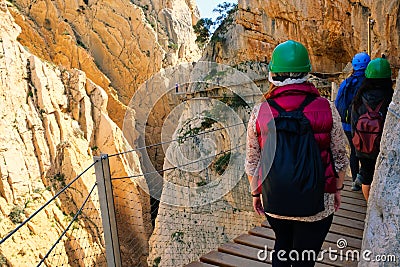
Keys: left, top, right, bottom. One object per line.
{"left": 266, "top": 98, "right": 285, "bottom": 114}
{"left": 362, "top": 97, "right": 384, "bottom": 113}
{"left": 267, "top": 94, "right": 316, "bottom": 114}
{"left": 296, "top": 94, "right": 317, "bottom": 112}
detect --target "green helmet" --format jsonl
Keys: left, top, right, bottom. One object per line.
{"left": 365, "top": 58, "right": 392, "bottom": 78}
{"left": 269, "top": 40, "right": 311, "bottom": 73}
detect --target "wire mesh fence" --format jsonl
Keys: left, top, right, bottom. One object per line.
{"left": 0, "top": 162, "right": 107, "bottom": 267}
{"left": 108, "top": 112, "right": 264, "bottom": 266}
{"left": 0, "top": 117, "right": 258, "bottom": 267}
{"left": 39, "top": 184, "right": 107, "bottom": 267}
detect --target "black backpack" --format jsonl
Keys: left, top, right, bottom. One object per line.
{"left": 335, "top": 75, "right": 365, "bottom": 124}
{"left": 261, "top": 95, "right": 326, "bottom": 217}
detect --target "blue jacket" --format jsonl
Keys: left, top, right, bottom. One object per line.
{"left": 335, "top": 70, "right": 365, "bottom": 132}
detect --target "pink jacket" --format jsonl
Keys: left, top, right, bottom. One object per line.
{"left": 256, "top": 82, "right": 337, "bottom": 193}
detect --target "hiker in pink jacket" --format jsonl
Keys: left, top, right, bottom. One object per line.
{"left": 245, "top": 40, "right": 349, "bottom": 266}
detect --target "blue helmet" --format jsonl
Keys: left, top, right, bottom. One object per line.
{"left": 352, "top": 52, "right": 371, "bottom": 70}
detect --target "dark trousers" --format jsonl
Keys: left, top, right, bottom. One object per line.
{"left": 359, "top": 157, "right": 377, "bottom": 185}
{"left": 266, "top": 214, "right": 333, "bottom": 267}
{"left": 345, "top": 131, "right": 359, "bottom": 182}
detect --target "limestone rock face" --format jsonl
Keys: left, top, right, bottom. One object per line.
{"left": 360, "top": 73, "right": 400, "bottom": 266}
{"left": 9, "top": 0, "right": 201, "bottom": 118}
{"left": 204, "top": 0, "right": 400, "bottom": 74}
{"left": 147, "top": 79, "right": 264, "bottom": 266}
{"left": 0, "top": 4, "right": 150, "bottom": 266}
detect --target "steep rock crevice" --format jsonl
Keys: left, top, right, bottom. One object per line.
{"left": 0, "top": 5, "right": 150, "bottom": 266}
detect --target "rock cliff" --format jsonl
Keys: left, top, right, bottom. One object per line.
{"left": 0, "top": 3, "right": 150, "bottom": 266}
{"left": 8, "top": 0, "right": 201, "bottom": 126}
{"left": 147, "top": 103, "right": 265, "bottom": 266}
{"left": 204, "top": 0, "right": 399, "bottom": 74}
{"left": 145, "top": 62, "right": 266, "bottom": 266}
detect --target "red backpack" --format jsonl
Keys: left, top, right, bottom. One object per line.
{"left": 352, "top": 98, "right": 385, "bottom": 155}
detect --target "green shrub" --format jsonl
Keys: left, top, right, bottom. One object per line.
{"left": 168, "top": 42, "right": 179, "bottom": 50}
{"left": 0, "top": 254, "right": 7, "bottom": 265}
{"left": 196, "top": 180, "right": 208, "bottom": 186}
{"left": 153, "top": 256, "right": 161, "bottom": 267}
{"left": 193, "top": 18, "right": 213, "bottom": 48}
{"left": 214, "top": 152, "right": 231, "bottom": 175}
{"left": 9, "top": 206, "right": 24, "bottom": 224}
{"left": 171, "top": 231, "right": 184, "bottom": 243}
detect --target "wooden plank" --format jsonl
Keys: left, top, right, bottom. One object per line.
{"left": 200, "top": 251, "right": 270, "bottom": 267}
{"left": 341, "top": 190, "right": 365, "bottom": 200}
{"left": 249, "top": 226, "right": 275, "bottom": 239}
{"left": 220, "top": 241, "right": 341, "bottom": 267}
{"left": 329, "top": 223, "right": 364, "bottom": 239}
{"left": 341, "top": 196, "right": 367, "bottom": 207}
{"left": 234, "top": 234, "right": 275, "bottom": 249}
{"left": 335, "top": 209, "right": 366, "bottom": 222}
{"left": 258, "top": 223, "right": 362, "bottom": 249}
{"left": 315, "top": 262, "right": 338, "bottom": 267}
{"left": 339, "top": 202, "right": 367, "bottom": 214}
{"left": 332, "top": 215, "right": 365, "bottom": 230}
{"left": 325, "top": 232, "right": 362, "bottom": 249}
{"left": 343, "top": 180, "right": 353, "bottom": 186}
{"left": 218, "top": 242, "right": 271, "bottom": 263}
{"left": 185, "top": 262, "right": 217, "bottom": 267}
{"left": 261, "top": 220, "right": 270, "bottom": 228}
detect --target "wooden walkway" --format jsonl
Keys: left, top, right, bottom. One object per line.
{"left": 186, "top": 178, "right": 367, "bottom": 267}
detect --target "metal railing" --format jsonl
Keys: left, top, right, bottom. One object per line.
{"left": 0, "top": 161, "right": 107, "bottom": 266}
{"left": 0, "top": 119, "right": 253, "bottom": 267}
{"left": 104, "top": 114, "right": 256, "bottom": 266}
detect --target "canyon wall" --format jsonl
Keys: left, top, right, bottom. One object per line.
{"left": 0, "top": 4, "right": 150, "bottom": 266}
{"left": 204, "top": 0, "right": 399, "bottom": 75}
{"left": 147, "top": 98, "right": 265, "bottom": 266}
{"left": 8, "top": 0, "right": 201, "bottom": 127}
{"left": 145, "top": 62, "right": 267, "bottom": 266}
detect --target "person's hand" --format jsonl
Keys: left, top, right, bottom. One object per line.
{"left": 334, "top": 191, "right": 341, "bottom": 211}
{"left": 253, "top": 196, "right": 265, "bottom": 216}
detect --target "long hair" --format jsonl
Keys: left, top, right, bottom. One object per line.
{"left": 264, "top": 83, "right": 279, "bottom": 99}
{"left": 352, "top": 78, "right": 393, "bottom": 109}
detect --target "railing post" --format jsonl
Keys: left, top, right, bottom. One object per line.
{"left": 94, "top": 154, "right": 122, "bottom": 267}
{"left": 331, "top": 82, "right": 338, "bottom": 102}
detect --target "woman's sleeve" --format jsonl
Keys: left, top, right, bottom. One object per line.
{"left": 329, "top": 101, "right": 350, "bottom": 172}
{"left": 245, "top": 104, "right": 261, "bottom": 178}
